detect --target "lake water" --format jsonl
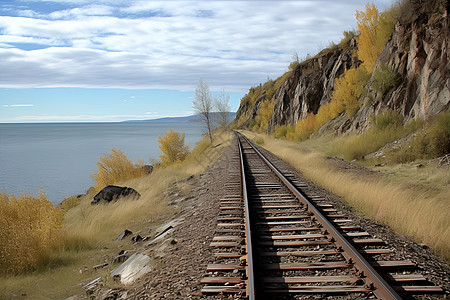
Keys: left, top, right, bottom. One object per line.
{"left": 0, "top": 122, "right": 204, "bottom": 204}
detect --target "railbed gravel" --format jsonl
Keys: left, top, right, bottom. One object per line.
{"left": 123, "top": 137, "right": 449, "bottom": 300}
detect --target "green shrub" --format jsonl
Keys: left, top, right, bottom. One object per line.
{"left": 372, "top": 64, "right": 401, "bottom": 95}
{"left": 336, "top": 129, "right": 401, "bottom": 160}
{"left": 336, "top": 110, "right": 422, "bottom": 160}
{"left": 388, "top": 147, "right": 416, "bottom": 164}
{"left": 380, "top": 112, "right": 448, "bottom": 164}
{"left": 339, "top": 30, "right": 357, "bottom": 47}
{"left": 409, "top": 112, "right": 450, "bottom": 158}
{"left": 371, "top": 110, "right": 404, "bottom": 131}
{"left": 254, "top": 137, "right": 265, "bottom": 145}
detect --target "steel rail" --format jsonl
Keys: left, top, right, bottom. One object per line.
{"left": 237, "top": 132, "right": 402, "bottom": 300}
{"left": 237, "top": 133, "right": 256, "bottom": 300}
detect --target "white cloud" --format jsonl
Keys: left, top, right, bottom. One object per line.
{"left": 2, "top": 113, "right": 162, "bottom": 122}
{"left": 0, "top": 0, "right": 394, "bottom": 91}
{"left": 3, "top": 104, "right": 34, "bottom": 107}
{"left": 48, "top": 5, "right": 115, "bottom": 19}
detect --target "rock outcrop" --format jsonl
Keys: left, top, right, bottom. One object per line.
{"left": 370, "top": 0, "right": 449, "bottom": 121}
{"left": 268, "top": 41, "right": 359, "bottom": 132}
{"left": 236, "top": 0, "right": 449, "bottom": 135}
{"left": 91, "top": 185, "right": 140, "bottom": 204}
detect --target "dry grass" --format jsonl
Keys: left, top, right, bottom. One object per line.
{"left": 0, "top": 191, "right": 63, "bottom": 275}
{"left": 0, "top": 131, "right": 232, "bottom": 299}
{"left": 242, "top": 131, "right": 450, "bottom": 261}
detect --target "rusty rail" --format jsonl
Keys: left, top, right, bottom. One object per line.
{"left": 237, "top": 133, "right": 256, "bottom": 300}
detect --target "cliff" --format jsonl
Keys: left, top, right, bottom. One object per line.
{"left": 235, "top": 0, "right": 449, "bottom": 135}
{"left": 370, "top": 0, "right": 449, "bottom": 121}
{"left": 267, "top": 41, "right": 359, "bottom": 132}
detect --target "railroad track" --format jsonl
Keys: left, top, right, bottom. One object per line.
{"left": 200, "top": 132, "right": 443, "bottom": 299}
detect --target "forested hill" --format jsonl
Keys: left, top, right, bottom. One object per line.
{"left": 234, "top": 0, "right": 449, "bottom": 138}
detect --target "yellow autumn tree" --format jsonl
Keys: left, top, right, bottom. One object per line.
{"left": 332, "top": 67, "right": 371, "bottom": 117}
{"left": 91, "top": 147, "right": 145, "bottom": 191}
{"left": 356, "top": 3, "right": 398, "bottom": 72}
{"left": 356, "top": 3, "right": 380, "bottom": 71}
{"left": 158, "top": 128, "right": 190, "bottom": 165}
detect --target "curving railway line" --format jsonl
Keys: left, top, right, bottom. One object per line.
{"left": 200, "top": 132, "right": 443, "bottom": 299}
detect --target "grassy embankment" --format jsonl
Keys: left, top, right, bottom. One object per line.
{"left": 0, "top": 131, "right": 232, "bottom": 300}
{"left": 242, "top": 130, "right": 450, "bottom": 262}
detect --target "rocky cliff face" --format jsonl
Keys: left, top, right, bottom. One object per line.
{"left": 373, "top": 0, "right": 449, "bottom": 121}
{"left": 236, "top": 0, "right": 449, "bottom": 134}
{"left": 267, "top": 41, "right": 359, "bottom": 132}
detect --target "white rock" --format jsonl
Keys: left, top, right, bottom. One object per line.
{"left": 111, "top": 253, "right": 152, "bottom": 285}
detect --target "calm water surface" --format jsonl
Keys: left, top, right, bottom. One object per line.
{"left": 0, "top": 122, "right": 203, "bottom": 204}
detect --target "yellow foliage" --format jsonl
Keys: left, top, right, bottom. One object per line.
{"left": 253, "top": 100, "right": 275, "bottom": 132}
{"left": 356, "top": 3, "right": 398, "bottom": 72}
{"left": 273, "top": 124, "right": 294, "bottom": 138}
{"left": 91, "top": 147, "right": 145, "bottom": 191}
{"left": 158, "top": 128, "right": 190, "bottom": 166}
{"left": 0, "top": 191, "right": 63, "bottom": 274}
{"left": 291, "top": 113, "right": 316, "bottom": 141}
{"left": 310, "top": 1, "right": 393, "bottom": 131}
{"left": 314, "top": 101, "right": 339, "bottom": 131}
{"left": 356, "top": 3, "right": 380, "bottom": 71}
{"left": 332, "top": 67, "right": 371, "bottom": 117}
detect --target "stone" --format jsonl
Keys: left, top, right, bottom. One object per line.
{"left": 113, "top": 254, "right": 129, "bottom": 264}
{"left": 111, "top": 253, "right": 152, "bottom": 285}
{"left": 143, "top": 165, "right": 153, "bottom": 174}
{"left": 91, "top": 185, "right": 140, "bottom": 204}
{"left": 131, "top": 235, "right": 143, "bottom": 243}
{"left": 93, "top": 263, "right": 109, "bottom": 270}
{"left": 97, "top": 288, "right": 122, "bottom": 300}
{"left": 62, "top": 296, "right": 81, "bottom": 300}
{"left": 116, "top": 229, "right": 133, "bottom": 241}
{"left": 83, "top": 277, "right": 102, "bottom": 296}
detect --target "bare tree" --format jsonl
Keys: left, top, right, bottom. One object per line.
{"left": 193, "top": 79, "right": 213, "bottom": 142}
{"left": 214, "top": 89, "right": 231, "bottom": 129}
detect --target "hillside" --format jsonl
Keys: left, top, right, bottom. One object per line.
{"left": 124, "top": 112, "right": 236, "bottom": 123}
{"left": 234, "top": 0, "right": 449, "bottom": 138}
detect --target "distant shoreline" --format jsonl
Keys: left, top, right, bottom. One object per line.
{"left": 0, "top": 112, "right": 236, "bottom": 125}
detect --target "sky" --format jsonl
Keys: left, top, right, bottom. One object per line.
{"left": 0, "top": 0, "right": 393, "bottom": 123}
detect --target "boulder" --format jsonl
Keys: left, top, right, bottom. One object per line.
{"left": 111, "top": 253, "right": 152, "bottom": 285}
{"left": 116, "top": 229, "right": 133, "bottom": 241}
{"left": 143, "top": 165, "right": 153, "bottom": 174}
{"left": 83, "top": 277, "right": 102, "bottom": 297}
{"left": 91, "top": 185, "right": 140, "bottom": 204}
